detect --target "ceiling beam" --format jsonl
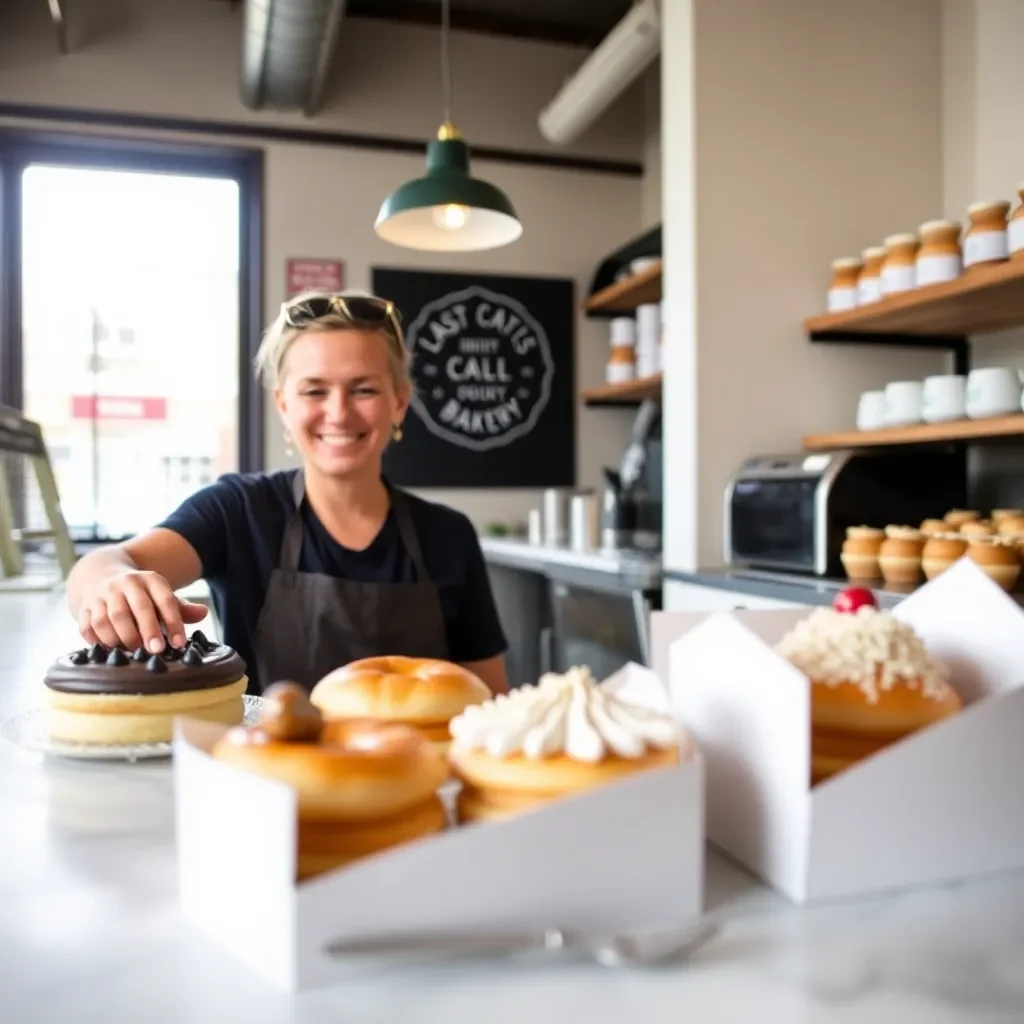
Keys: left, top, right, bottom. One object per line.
{"left": 45, "top": 0, "right": 69, "bottom": 53}
{"left": 345, "top": 2, "right": 607, "bottom": 47}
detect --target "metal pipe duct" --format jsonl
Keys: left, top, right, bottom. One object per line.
{"left": 242, "top": 0, "right": 348, "bottom": 114}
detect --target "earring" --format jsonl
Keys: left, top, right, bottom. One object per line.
{"left": 391, "top": 423, "right": 404, "bottom": 443}
{"left": 283, "top": 430, "right": 294, "bottom": 457}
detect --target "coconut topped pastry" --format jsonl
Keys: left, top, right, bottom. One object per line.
{"left": 775, "top": 590, "right": 949, "bottom": 703}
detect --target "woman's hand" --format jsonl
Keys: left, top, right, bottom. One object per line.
{"left": 78, "top": 570, "right": 209, "bottom": 653}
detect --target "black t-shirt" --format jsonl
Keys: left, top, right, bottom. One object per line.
{"left": 156, "top": 470, "right": 507, "bottom": 692}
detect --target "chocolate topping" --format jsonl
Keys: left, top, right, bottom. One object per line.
{"left": 181, "top": 646, "right": 203, "bottom": 667}
{"left": 44, "top": 635, "right": 246, "bottom": 696}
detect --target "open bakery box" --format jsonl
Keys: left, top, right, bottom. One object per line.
{"left": 651, "top": 558, "right": 1024, "bottom": 906}
{"left": 171, "top": 664, "right": 705, "bottom": 992}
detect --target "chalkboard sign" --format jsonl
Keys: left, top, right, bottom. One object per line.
{"left": 372, "top": 267, "right": 575, "bottom": 488}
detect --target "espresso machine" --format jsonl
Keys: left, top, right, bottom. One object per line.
{"left": 601, "top": 399, "right": 663, "bottom": 552}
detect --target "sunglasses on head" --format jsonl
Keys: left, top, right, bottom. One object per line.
{"left": 282, "top": 293, "right": 401, "bottom": 335}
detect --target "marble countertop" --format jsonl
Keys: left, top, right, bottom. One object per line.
{"left": 2, "top": 590, "right": 1024, "bottom": 1022}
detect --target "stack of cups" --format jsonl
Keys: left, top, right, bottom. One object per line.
{"left": 635, "top": 303, "right": 661, "bottom": 379}
{"left": 607, "top": 317, "right": 636, "bottom": 383}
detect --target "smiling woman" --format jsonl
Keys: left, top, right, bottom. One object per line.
{"left": 64, "top": 290, "right": 511, "bottom": 698}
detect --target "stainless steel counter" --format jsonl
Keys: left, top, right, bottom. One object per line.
{"left": 665, "top": 568, "right": 914, "bottom": 609}
{"left": 479, "top": 537, "right": 662, "bottom": 590}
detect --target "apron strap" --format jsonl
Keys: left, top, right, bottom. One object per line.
{"left": 278, "top": 468, "right": 306, "bottom": 572}
{"left": 280, "top": 470, "right": 432, "bottom": 584}
{"left": 388, "top": 486, "right": 434, "bottom": 584}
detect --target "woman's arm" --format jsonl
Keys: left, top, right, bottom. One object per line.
{"left": 447, "top": 513, "right": 511, "bottom": 696}
{"left": 67, "top": 529, "right": 208, "bottom": 652}
{"left": 462, "top": 654, "right": 510, "bottom": 695}
{"left": 67, "top": 476, "right": 238, "bottom": 651}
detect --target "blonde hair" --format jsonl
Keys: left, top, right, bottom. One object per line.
{"left": 253, "top": 289, "right": 412, "bottom": 394}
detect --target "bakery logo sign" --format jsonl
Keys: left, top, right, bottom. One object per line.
{"left": 405, "top": 286, "right": 555, "bottom": 452}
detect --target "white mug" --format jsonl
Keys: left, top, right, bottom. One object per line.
{"left": 966, "top": 367, "right": 1022, "bottom": 419}
{"left": 922, "top": 374, "right": 966, "bottom": 423}
{"left": 856, "top": 390, "right": 887, "bottom": 430}
{"left": 883, "top": 380, "right": 924, "bottom": 426}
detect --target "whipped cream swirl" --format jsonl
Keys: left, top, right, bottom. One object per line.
{"left": 775, "top": 606, "right": 949, "bottom": 703}
{"left": 449, "top": 666, "right": 681, "bottom": 763}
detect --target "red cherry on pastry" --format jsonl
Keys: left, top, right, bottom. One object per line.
{"left": 833, "top": 586, "right": 878, "bottom": 614}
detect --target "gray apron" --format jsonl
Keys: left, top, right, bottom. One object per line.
{"left": 250, "top": 470, "right": 450, "bottom": 694}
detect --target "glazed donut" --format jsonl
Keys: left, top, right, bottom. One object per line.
{"left": 776, "top": 595, "right": 962, "bottom": 784}
{"left": 311, "top": 656, "right": 491, "bottom": 723}
{"left": 448, "top": 665, "right": 689, "bottom": 824}
{"left": 211, "top": 683, "right": 450, "bottom": 822}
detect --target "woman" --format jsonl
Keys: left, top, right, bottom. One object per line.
{"left": 66, "top": 290, "right": 510, "bottom": 696}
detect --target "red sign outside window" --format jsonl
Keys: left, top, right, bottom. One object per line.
{"left": 71, "top": 396, "right": 168, "bottom": 421}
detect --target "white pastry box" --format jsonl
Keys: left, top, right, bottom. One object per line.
{"left": 172, "top": 664, "right": 704, "bottom": 992}
{"left": 651, "top": 559, "right": 1024, "bottom": 905}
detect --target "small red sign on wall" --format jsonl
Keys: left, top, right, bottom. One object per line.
{"left": 286, "top": 258, "right": 344, "bottom": 298}
{"left": 71, "top": 396, "right": 167, "bottom": 421}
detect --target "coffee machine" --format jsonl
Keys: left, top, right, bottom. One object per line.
{"left": 601, "top": 399, "right": 663, "bottom": 552}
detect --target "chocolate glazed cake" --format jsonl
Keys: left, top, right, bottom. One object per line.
{"left": 43, "top": 631, "right": 248, "bottom": 746}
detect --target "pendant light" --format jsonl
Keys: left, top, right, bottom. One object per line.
{"left": 374, "top": 0, "right": 522, "bottom": 252}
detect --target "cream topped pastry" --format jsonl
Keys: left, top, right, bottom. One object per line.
{"left": 775, "top": 588, "right": 962, "bottom": 784}
{"left": 448, "top": 666, "right": 689, "bottom": 824}
{"left": 449, "top": 665, "right": 681, "bottom": 763}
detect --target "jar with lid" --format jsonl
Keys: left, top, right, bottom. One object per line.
{"left": 963, "top": 200, "right": 1011, "bottom": 269}
{"left": 881, "top": 233, "right": 919, "bottom": 295}
{"left": 1009, "top": 182, "right": 1024, "bottom": 261}
{"left": 857, "top": 246, "right": 885, "bottom": 304}
{"left": 916, "top": 219, "right": 962, "bottom": 287}
{"left": 827, "top": 257, "right": 861, "bottom": 312}
{"left": 606, "top": 344, "right": 636, "bottom": 384}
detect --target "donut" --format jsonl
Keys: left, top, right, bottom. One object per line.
{"left": 775, "top": 590, "right": 962, "bottom": 784}
{"left": 43, "top": 630, "right": 247, "bottom": 746}
{"left": 448, "top": 665, "right": 690, "bottom": 824}
{"left": 212, "top": 682, "right": 449, "bottom": 880}
{"left": 310, "top": 655, "right": 492, "bottom": 752}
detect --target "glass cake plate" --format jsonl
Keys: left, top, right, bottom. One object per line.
{"left": 0, "top": 695, "right": 266, "bottom": 763}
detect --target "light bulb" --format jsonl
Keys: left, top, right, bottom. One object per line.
{"left": 433, "top": 203, "right": 469, "bottom": 230}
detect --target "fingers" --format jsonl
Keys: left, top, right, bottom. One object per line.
{"left": 81, "top": 595, "right": 128, "bottom": 650}
{"left": 77, "top": 571, "right": 193, "bottom": 653}
{"left": 78, "top": 606, "right": 103, "bottom": 648}
{"left": 179, "top": 601, "right": 209, "bottom": 625}
{"left": 121, "top": 575, "right": 168, "bottom": 653}
{"left": 145, "top": 578, "right": 189, "bottom": 650}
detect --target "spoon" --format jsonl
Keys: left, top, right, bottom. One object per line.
{"left": 324, "top": 916, "right": 720, "bottom": 968}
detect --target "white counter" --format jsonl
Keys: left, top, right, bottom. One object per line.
{"left": 2, "top": 590, "right": 1023, "bottom": 1022}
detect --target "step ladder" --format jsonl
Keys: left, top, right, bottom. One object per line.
{"left": 0, "top": 405, "right": 77, "bottom": 590}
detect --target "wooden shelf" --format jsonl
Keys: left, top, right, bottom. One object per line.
{"left": 803, "top": 413, "right": 1024, "bottom": 451}
{"left": 584, "top": 260, "right": 662, "bottom": 314}
{"left": 805, "top": 258, "right": 1024, "bottom": 338}
{"left": 582, "top": 373, "right": 662, "bottom": 407}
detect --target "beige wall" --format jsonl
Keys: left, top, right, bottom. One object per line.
{"left": 0, "top": 0, "right": 648, "bottom": 528}
{"left": 941, "top": 0, "right": 1024, "bottom": 370}
{"left": 663, "top": 0, "right": 950, "bottom": 570}
{"left": 941, "top": 0, "right": 1024, "bottom": 508}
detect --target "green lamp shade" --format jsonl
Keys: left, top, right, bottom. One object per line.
{"left": 375, "top": 137, "right": 522, "bottom": 252}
